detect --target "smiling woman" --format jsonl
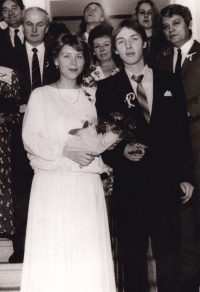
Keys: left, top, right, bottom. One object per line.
{"left": 20, "top": 33, "right": 117, "bottom": 292}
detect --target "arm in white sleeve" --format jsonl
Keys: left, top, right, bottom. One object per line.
{"left": 22, "top": 88, "right": 63, "bottom": 161}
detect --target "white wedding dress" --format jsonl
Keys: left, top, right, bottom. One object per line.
{"left": 20, "top": 85, "right": 116, "bottom": 292}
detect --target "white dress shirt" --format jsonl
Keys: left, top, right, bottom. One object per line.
{"left": 125, "top": 65, "right": 153, "bottom": 114}
{"left": 25, "top": 42, "right": 45, "bottom": 83}
{"left": 9, "top": 25, "right": 24, "bottom": 47}
{"left": 173, "top": 38, "right": 194, "bottom": 73}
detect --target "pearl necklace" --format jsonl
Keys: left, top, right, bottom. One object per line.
{"left": 56, "top": 82, "right": 80, "bottom": 104}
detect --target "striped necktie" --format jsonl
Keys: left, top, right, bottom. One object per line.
{"left": 32, "top": 48, "right": 42, "bottom": 90}
{"left": 132, "top": 74, "right": 150, "bottom": 123}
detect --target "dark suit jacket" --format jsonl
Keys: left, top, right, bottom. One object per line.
{"left": 6, "top": 43, "right": 58, "bottom": 192}
{"left": 96, "top": 67, "right": 193, "bottom": 202}
{"left": 155, "top": 40, "right": 200, "bottom": 161}
{"left": 8, "top": 43, "right": 58, "bottom": 104}
{"left": 1, "top": 27, "right": 16, "bottom": 51}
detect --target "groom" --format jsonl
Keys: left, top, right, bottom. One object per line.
{"left": 96, "top": 20, "right": 194, "bottom": 292}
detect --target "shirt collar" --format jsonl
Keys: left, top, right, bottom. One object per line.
{"left": 173, "top": 38, "right": 194, "bottom": 57}
{"left": 9, "top": 24, "right": 23, "bottom": 34}
{"left": 125, "top": 64, "right": 152, "bottom": 82}
{"left": 26, "top": 41, "right": 45, "bottom": 55}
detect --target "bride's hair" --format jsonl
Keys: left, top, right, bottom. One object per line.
{"left": 52, "top": 33, "right": 91, "bottom": 84}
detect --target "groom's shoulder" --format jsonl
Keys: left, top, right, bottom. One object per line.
{"left": 97, "top": 69, "right": 124, "bottom": 88}
{"left": 151, "top": 66, "right": 181, "bottom": 85}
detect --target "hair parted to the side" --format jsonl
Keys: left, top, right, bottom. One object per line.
{"left": 133, "top": 0, "right": 160, "bottom": 36}
{"left": 52, "top": 33, "right": 91, "bottom": 84}
{"left": 112, "top": 19, "right": 148, "bottom": 51}
{"left": 22, "top": 6, "right": 50, "bottom": 26}
{"left": 0, "top": 0, "right": 25, "bottom": 14}
{"left": 161, "top": 4, "right": 192, "bottom": 35}
{"left": 79, "top": 2, "right": 110, "bottom": 35}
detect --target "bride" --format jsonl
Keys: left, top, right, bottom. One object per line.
{"left": 20, "top": 33, "right": 116, "bottom": 292}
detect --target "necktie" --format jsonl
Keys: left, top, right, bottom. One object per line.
{"left": 132, "top": 74, "right": 150, "bottom": 123}
{"left": 175, "top": 48, "right": 182, "bottom": 74}
{"left": 32, "top": 48, "right": 42, "bottom": 90}
{"left": 14, "top": 29, "right": 22, "bottom": 47}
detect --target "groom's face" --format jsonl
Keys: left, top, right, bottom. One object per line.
{"left": 115, "top": 27, "right": 146, "bottom": 68}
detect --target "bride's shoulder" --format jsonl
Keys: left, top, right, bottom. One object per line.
{"left": 81, "top": 86, "right": 96, "bottom": 105}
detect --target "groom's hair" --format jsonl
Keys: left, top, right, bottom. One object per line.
{"left": 112, "top": 19, "right": 148, "bottom": 51}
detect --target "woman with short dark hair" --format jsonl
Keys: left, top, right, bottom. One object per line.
{"left": 82, "top": 23, "right": 120, "bottom": 88}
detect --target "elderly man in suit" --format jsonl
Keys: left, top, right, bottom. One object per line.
{"left": 158, "top": 5, "right": 200, "bottom": 291}
{"left": 96, "top": 19, "right": 194, "bottom": 292}
{"left": 0, "top": 0, "right": 24, "bottom": 51}
{"left": 7, "top": 6, "right": 58, "bottom": 263}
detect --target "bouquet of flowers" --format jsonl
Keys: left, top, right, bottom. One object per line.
{"left": 65, "top": 112, "right": 138, "bottom": 155}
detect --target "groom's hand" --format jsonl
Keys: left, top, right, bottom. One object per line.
{"left": 123, "top": 143, "right": 146, "bottom": 161}
{"left": 180, "top": 182, "right": 194, "bottom": 204}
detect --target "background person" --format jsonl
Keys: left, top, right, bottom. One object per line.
{"left": 0, "top": 66, "right": 20, "bottom": 238}
{"left": 159, "top": 4, "right": 200, "bottom": 291}
{"left": 0, "top": 0, "right": 24, "bottom": 53}
{"left": 82, "top": 23, "right": 120, "bottom": 86}
{"left": 78, "top": 2, "right": 110, "bottom": 42}
{"left": 7, "top": 6, "right": 58, "bottom": 263}
{"left": 133, "top": 0, "right": 171, "bottom": 67}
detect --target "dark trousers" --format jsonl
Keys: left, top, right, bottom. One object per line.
{"left": 180, "top": 159, "right": 200, "bottom": 292}
{"left": 114, "top": 182, "right": 182, "bottom": 292}
{"left": 11, "top": 124, "right": 33, "bottom": 250}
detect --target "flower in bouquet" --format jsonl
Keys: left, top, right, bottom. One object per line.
{"left": 66, "top": 118, "right": 119, "bottom": 155}
{"left": 66, "top": 111, "right": 146, "bottom": 158}
{"left": 96, "top": 112, "right": 138, "bottom": 144}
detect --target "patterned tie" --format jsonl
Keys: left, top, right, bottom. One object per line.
{"left": 32, "top": 48, "right": 42, "bottom": 90}
{"left": 175, "top": 48, "right": 182, "bottom": 74}
{"left": 14, "top": 29, "right": 22, "bottom": 47}
{"left": 132, "top": 74, "right": 150, "bottom": 123}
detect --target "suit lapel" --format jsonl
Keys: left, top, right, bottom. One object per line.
{"left": 150, "top": 70, "right": 167, "bottom": 126}
{"left": 117, "top": 68, "right": 148, "bottom": 125}
{"left": 163, "top": 52, "right": 173, "bottom": 73}
{"left": 181, "top": 40, "right": 199, "bottom": 75}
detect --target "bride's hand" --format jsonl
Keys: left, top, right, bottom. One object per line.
{"left": 123, "top": 143, "right": 147, "bottom": 161}
{"left": 63, "top": 146, "right": 98, "bottom": 166}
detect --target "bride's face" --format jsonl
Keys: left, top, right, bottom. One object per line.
{"left": 55, "top": 45, "right": 85, "bottom": 80}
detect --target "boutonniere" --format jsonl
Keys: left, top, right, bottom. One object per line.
{"left": 164, "top": 90, "right": 172, "bottom": 97}
{"left": 186, "top": 52, "right": 196, "bottom": 61}
{"left": 124, "top": 92, "right": 136, "bottom": 108}
{"left": 45, "top": 62, "right": 50, "bottom": 68}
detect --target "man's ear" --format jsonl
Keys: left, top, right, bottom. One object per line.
{"left": 101, "top": 16, "right": 104, "bottom": 22}
{"left": 188, "top": 19, "right": 193, "bottom": 30}
{"left": 143, "top": 41, "right": 147, "bottom": 49}
{"left": 45, "top": 25, "right": 49, "bottom": 34}
{"left": 115, "top": 49, "right": 119, "bottom": 55}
